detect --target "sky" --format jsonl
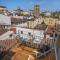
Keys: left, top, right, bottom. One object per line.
{"left": 0, "top": 0, "right": 60, "bottom": 12}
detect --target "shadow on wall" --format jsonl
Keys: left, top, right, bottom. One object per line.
{"left": 0, "top": 51, "right": 15, "bottom": 60}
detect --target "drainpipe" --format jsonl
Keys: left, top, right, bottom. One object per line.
{"left": 53, "top": 32, "right": 58, "bottom": 60}
{"left": 54, "top": 44, "right": 58, "bottom": 60}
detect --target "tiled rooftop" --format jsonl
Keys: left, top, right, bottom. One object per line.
{"left": 34, "top": 24, "right": 47, "bottom": 30}
{"left": 0, "top": 25, "right": 8, "bottom": 35}
{"left": 47, "top": 26, "right": 54, "bottom": 34}
{"left": 11, "top": 17, "right": 34, "bottom": 24}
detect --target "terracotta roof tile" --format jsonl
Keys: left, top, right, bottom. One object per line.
{"left": 34, "top": 24, "right": 47, "bottom": 30}
{"left": 0, "top": 25, "right": 8, "bottom": 35}
{"left": 47, "top": 26, "right": 54, "bottom": 34}
{"left": 11, "top": 17, "right": 34, "bottom": 24}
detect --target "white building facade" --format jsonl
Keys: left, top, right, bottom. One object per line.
{"left": 16, "top": 27, "right": 44, "bottom": 44}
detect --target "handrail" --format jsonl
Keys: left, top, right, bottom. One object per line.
{"left": 36, "top": 48, "right": 51, "bottom": 58}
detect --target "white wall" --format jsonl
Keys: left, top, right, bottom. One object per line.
{"left": 0, "top": 31, "right": 14, "bottom": 40}
{"left": 16, "top": 27, "right": 44, "bottom": 40}
{"left": 16, "top": 22, "right": 27, "bottom": 27}
{"left": 57, "top": 20, "right": 60, "bottom": 24}
{"left": 0, "top": 14, "right": 11, "bottom": 25}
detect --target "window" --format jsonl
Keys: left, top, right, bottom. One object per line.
{"left": 21, "top": 31, "right": 23, "bottom": 34}
{"left": 50, "top": 34, "right": 53, "bottom": 37}
{"left": 55, "top": 34, "right": 57, "bottom": 37}
{"left": 28, "top": 32, "right": 31, "bottom": 36}
{"left": 9, "top": 34, "right": 12, "bottom": 37}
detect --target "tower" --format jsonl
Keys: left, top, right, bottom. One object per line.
{"left": 33, "top": 5, "right": 40, "bottom": 17}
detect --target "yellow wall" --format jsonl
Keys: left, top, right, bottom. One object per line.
{"left": 26, "top": 17, "right": 58, "bottom": 28}
{"left": 22, "top": 11, "right": 29, "bottom": 15}
{"left": 28, "top": 18, "right": 40, "bottom": 28}
{"left": 43, "top": 18, "right": 57, "bottom": 26}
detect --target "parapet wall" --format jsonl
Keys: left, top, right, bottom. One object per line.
{"left": 0, "top": 39, "right": 18, "bottom": 51}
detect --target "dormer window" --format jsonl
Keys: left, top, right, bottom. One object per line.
{"left": 28, "top": 32, "right": 31, "bottom": 36}
{"left": 21, "top": 31, "right": 23, "bottom": 34}
{"left": 50, "top": 34, "right": 53, "bottom": 37}
{"left": 9, "top": 34, "right": 12, "bottom": 37}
